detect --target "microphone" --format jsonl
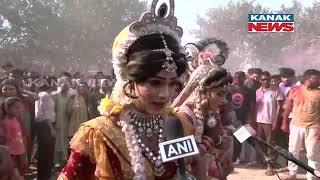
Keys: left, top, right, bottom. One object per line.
{"left": 232, "top": 124, "right": 272, "bottom": 172}
{"left": 163, "top": 117, "right": 185, "bottom": 139}
{"left": 163, "top": 117, "right": 193, "bottom": 180}
{"left": 233, "top": 124, "right": 320, "bottom": 178}
{"left": 253, "top": 136, "right": 320, "bottom": 178}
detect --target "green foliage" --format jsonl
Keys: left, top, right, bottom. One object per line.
{"left": 0, "top": 0, "right": 146, "bottom": 74}
{"left": 193, "top": 0, "right": 320, "bottom": 74}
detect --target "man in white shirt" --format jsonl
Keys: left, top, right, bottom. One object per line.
{"left": 279, "top": 67, "right": 296, "bottom": 97}
{"left": 53, "top": 76, "right": 77, "bottom": 96}
{"left": 277, "top": 67, "right": 296, "bottom": 173}
{"left": 34, "top": 77, "right": 56, "bottom": 180}
{"left": 256, "top": 71, "right": 284, "bottom": 175}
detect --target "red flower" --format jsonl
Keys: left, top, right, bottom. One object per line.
{"left": 200, "top": 52, "right": 213, "bottom": 61}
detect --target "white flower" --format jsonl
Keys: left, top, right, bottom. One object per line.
{"left": 120, "top": 114, "right": 147, "bottom": 180}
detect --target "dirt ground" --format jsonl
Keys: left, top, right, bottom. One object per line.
{"left": 228, "top": 164, "right": 307, "bottom": 180}
{"left": 27, "top": 162, "right": 311, "bottom": 180}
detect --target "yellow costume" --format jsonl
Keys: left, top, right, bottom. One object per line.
{"left": 58, "top": 104, "right": 192, "bottom": 180}
{"left": 58, "top": 0, "right": 193, "bottom": 179}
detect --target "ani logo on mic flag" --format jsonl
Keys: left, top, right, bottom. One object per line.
{"left": 248, "top": 14, "right": 294, "bottom": 32}
{"left": 159, "top": 135, "right": 199, "bottom": 162}
{"left": 233, "top": 124, "right": 256, "bottom": 143}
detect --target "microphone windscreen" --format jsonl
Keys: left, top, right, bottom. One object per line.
{"left": 163, "top": 117, "right": 184, "bottom": 140}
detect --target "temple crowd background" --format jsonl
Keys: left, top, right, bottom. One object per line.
{"left": 0, "top": 60, "right": 319, "bottom": 179}
{"left": 1, "top": 0, "right": 320, "bottom": 179}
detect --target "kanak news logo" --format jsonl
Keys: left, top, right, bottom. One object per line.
{"left": 248, "top": 14, "right": 294, "bottom": 32}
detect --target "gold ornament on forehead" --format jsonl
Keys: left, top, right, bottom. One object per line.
{"left": 111, "top": 0, "right": 184, "bottom": 106}
{"left": 160, "top": 34, "right": 177, "bottom": 73}
{"left": 112, "top": 0, "right": 183, "bottom": 81}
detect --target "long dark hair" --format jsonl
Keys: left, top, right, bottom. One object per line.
{"left": 202, "top": 68, "right": 233, "bottom": 89}
{"left": 125, "top": 34, "right": 187, "bottom": 83}
{"left": 195, "top": 38, "right": 230, "bottom": 64}
{"left": 1, "top": 96, "right": 22, "bottom": 117}
{"left": 0, "top": 79, "right": 22, "bottom": 97}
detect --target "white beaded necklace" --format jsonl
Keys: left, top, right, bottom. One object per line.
{"left": 127, "top": 110, "right": 166, "bottom": 176}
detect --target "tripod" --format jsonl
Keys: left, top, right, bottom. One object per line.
{"left": 253, "top": 136, "right": 320, "bottom": 179}
{"left": 248, "top": 138, "right": 282, "bottom": 180}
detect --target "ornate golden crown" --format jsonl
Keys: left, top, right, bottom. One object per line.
{"left": 111, "top": 0, "right": 184, "bottom": 105}
{"left": 112, "top": 0, "right": 183, "bottom": 82}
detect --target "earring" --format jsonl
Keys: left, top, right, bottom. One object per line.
{"left": 123, "top": 81, "right": 137, "bottom": 99}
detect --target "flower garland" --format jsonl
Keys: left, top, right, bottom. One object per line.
{"left": 119, "top": 119, "right": 147, "bottom": 180}
{"left": 97, "top": 96, "right": 124, "bottom": 117}
{"left": 97, "top": 96, "right": 174, "bottom": 179}
{"left": 98, "top": 96, "right": 146, "bottom": 179}
{"left": 98, "top": 96, "right": 174, "bottom": 118}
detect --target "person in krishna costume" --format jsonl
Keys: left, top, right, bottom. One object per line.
{"left": 58, "top": 0, "right": 197, "bottom": 179}
{"left": 184, "top": 39, "right": 227, "bottom": 74}
{"left": 173, "top": 38, "right": 235, "bottom": 180}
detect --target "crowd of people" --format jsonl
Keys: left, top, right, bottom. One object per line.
{"left": 228, "top": 67, "right": 320, "bottom": 180}
{"left": 0, "top": 0, "right": 319, "bottom": 180}
{"left": 0, "top": 62, "right": 116, "bottom": 179}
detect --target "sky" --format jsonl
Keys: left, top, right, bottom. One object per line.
{"left": 168, "top": 0, "right": 316, "bottom": 44}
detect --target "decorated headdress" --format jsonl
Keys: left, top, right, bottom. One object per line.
{"left": 173, "top": 38, "right": 230, "bottom": 108}
{"left": 111, "top": 0, "right": 184, "bottom": 105}
{"left": 184, "top": 38, "right": 229, "bottom": 72}
{"left": 172, "top": 64, "right": 229, "bottom": 107}
{"left": 172, "top": 64, "right": 231, "bottom": 143}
